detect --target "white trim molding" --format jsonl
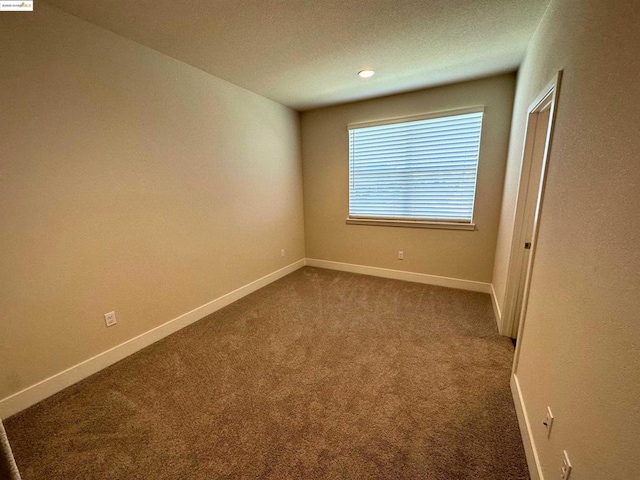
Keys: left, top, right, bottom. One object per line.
{"left": 346, "top": 217, "right": 475, "bottom": 230}
{"left": 501, "top": 71, "right": 563, "bottom": 340}
{"left": 0, "top": 259, "right": 306, "bottom": 420}
{"left": 490, "top": 283, "right": 502, "bottom": 332}
{"left": 347, "top": 106, "right": 485, "bottom": 130}
{"left": 305, "top": 258, "right": 491, "bottom": 293}
{"left": 511, "top": 374, "right": 544, "bottom": 480}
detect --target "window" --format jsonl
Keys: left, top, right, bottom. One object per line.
{"left": 347, "top": 108, "right": 484, "bottom": 229}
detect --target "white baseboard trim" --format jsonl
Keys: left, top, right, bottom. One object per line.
{"left": 0, "top": 259, "right": 306, "bottom": 420}
{"left": 511, "top": 373, "right": 544, "bottom": 480}
{"left": 490, "top": 283, "right": 503, "bottom": 333}
{"left": 305, "top": 258, "right": 491, "bottom": 293}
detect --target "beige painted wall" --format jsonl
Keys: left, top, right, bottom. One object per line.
{"left": 0, "top": 4, "right": 305, "bottom": 402}
{"left": 495, "top": 0, "right": 640, "bottom": 478}
{"left": 301, "top": 75, "right": 515, "bottom": 283}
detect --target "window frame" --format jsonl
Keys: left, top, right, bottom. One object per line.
{"left": 346, "top": 107, "right": 484, "bottom": 231}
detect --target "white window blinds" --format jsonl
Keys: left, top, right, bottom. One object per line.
{"left": 348, "top": 110, "right": 483, "bottom": 224}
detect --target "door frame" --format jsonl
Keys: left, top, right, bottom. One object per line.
{"left": 502, "top": 71, "right": 563, "bottom": 342}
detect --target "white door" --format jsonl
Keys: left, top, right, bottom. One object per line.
{"left": 502, "top": 73, "right": 561, "bottom": 340}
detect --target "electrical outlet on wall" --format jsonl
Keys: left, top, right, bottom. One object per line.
{"left": 543, "top": 406, "right": 554, "bottom": 438}
{"left": 104, "top": 311, "right": 117, "bottom": 327}
{"left": 398, "top": 250, "right": 404, "bottom": 260}
{"left": 280, "top": 249, "right": 285, "bottom": 258}
{"left": 560, "top": 450, "right": 572, "bottom": 480}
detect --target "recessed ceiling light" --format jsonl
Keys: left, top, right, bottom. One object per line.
{"left": 358, "top": 69, "right": 375, "bottom": 78}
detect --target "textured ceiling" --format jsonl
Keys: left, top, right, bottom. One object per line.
{"left": 44, "top": 0, "right": 550, "bottom": 111}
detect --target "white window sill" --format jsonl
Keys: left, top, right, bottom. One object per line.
{"left": 346, "top": 217, "right": 476, "bottom": 231}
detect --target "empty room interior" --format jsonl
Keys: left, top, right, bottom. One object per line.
{"left": 1, "top": 1, "right": 638, "bottom": 479}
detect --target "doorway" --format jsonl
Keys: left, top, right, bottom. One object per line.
{"left": 502, "top": 72, "right": 562, "bottom": 341}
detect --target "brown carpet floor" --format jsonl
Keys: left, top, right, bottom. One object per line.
{"left": 5, "top": 267, "right": 529, "bottom": 479}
